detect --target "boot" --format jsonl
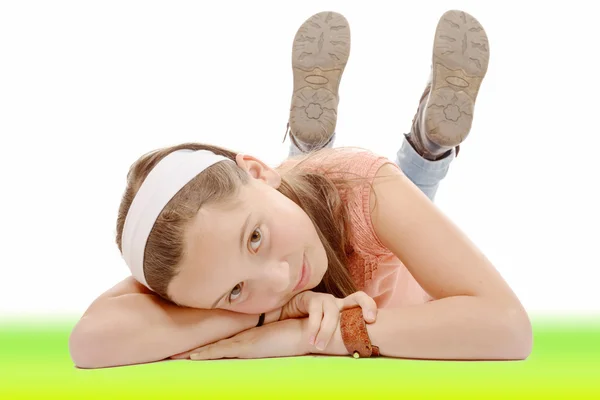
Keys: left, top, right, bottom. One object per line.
{"left": 284, "top": 11, "right": 350, "bottom": 153}
{"left": 407, "top": 10, "right": 490, "bottom": 161}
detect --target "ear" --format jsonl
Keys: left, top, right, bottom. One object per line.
{"left": 235, "top": 153, "right": 282, "bottom": 188}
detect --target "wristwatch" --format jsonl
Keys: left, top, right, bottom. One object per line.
{"left": 340, "top": 308, "right": 380, "bottom": 358}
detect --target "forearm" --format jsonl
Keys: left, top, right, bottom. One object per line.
{"left": 69, "top": 293, "right": 260, "bottom": 368}
{"left": 320, "top": 296, "right": 532, "bottom": 360}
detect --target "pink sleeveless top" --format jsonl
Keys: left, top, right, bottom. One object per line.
{"left": 278, "top": 148, "right": 432, "bottom": 308}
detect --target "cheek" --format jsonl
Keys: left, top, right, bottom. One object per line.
{"left": 268, "top": 210, "right": 310, "bottom": 249}
{"left": 269, "top": 221, "right": 302, "bottom": 251}
{"left": 313, "top": 243, "right": 328, "bottom": 283}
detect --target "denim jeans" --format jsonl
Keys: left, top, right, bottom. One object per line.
{"left": 393, "top": 134, "right": 454, "bottom": 201}
{"left": 289, "top": 134, "right": 454, "bottom": 202}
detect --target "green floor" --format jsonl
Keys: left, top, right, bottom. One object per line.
{"left": 1, "top": 316, "right": 599, "bottom": 399}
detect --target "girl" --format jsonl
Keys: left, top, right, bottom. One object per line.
{"left": 69, "top": 10, "right": 532, "bottom": 368}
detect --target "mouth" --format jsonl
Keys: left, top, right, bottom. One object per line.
{"left": 292, "top": 253, "right": 311, "bottom": 292}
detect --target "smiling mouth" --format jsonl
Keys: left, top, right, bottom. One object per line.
{"left": 293, "top": 254, "right": 310, "bottom": 292}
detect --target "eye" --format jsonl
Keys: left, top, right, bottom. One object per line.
{"left": 228, "top": 283, "right": 243, "bottom": 303}
{"left": 249, "top": 227, "right": 262, "bottom": 252}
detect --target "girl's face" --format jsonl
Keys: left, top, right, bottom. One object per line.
{"left": 168, "top": 154, "right": 328, "bottom": 314}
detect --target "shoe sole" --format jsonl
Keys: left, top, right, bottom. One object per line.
{"left": 288, "top": 11, "right": 350, "bottom": 146}
{"left": 424, "top": 10, "right": 490, "bottom": 147}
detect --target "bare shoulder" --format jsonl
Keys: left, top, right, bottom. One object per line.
{"left": 369, "top": 163, "right": 522, "bottom": 306}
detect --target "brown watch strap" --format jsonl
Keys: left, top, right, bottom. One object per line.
{"left": 340, "top": 307, "right": 380, "bottom": 358}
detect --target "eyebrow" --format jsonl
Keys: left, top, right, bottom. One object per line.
{"left": 210, "top": 212, "right": 252, "bottom": 309}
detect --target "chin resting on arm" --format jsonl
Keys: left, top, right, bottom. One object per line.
{"left": 68, "top": 277, "right": 276, "bottom": 369}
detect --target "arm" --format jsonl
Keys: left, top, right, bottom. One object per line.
{"left": 68, "top": 276, "right": 274, "bottom": 369}
{"left": 330, "top": 164, "right": 531, "bottom": 360}
{"left": 314, "top": 298, "right": 531, "bottom": 360}
{"left": 186, "top": 299, "right": 530, "bottom": 361}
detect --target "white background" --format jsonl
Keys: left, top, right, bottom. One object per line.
{"left": 1, "top": 0, "right": 598, "bottom": 318}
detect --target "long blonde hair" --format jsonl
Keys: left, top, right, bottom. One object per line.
{"left": 115, "top": 143, "right": 358, "bottom": 302}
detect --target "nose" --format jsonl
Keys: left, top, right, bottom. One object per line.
{"left": 261, "top": 259, "right": 291, "bottom": 294}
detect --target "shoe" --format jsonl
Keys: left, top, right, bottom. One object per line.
{"left": 285, "top": 11, "right": 351, "bottom": 153}
{"left": 407, "top": 10, "right": 490, "bottom": 160}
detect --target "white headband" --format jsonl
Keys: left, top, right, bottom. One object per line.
{"left": 122, "top": 149, "right": 233, "bottom": 289}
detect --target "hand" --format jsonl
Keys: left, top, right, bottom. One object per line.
{"left": 183, "top": 319, "right": 307, "bottom": 360}
{"left": 280, "top": 290, "right": 377, "bottom": 351}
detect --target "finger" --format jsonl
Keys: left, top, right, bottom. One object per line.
{"left": 170, "top": 349, "right": 197, "bottom": 359}
{"left": 343, "top": 291, "right": 378, "bottom": 323}
{"left": 284, "top": 291, "right": 313, "bottom": 319}
{"left": 298, "top": 291, "right": 315, "bottom": 315}
{"left": 190, "top": 341, "right": 231, "bottom": 360}
{"left": 306, "top": 300, "right": 324, "bottom": 346}
{"left": 314, "top": 300, "right": 340, "bottom": 351}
